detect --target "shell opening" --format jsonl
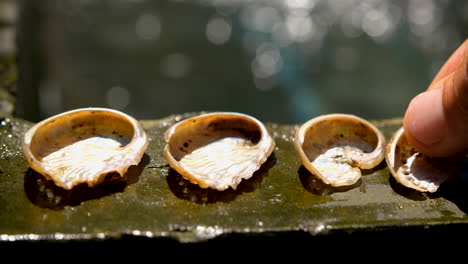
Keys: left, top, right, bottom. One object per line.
{"left": 22, "top": 108, "right": 148, "bottom": 190}
{"left": 301, "top": 118, "right": 379, "bottom": 165}
{"left": 163, "top": 112, "right": 275, "bottom": 191}
{"left": 29, "top": 110, "right": 135, "bottom": 161}
{"left": 295, "top": 114, "right": 385, "bottom": 187}
{"left": 386, "top": 128, "right": 461, "bottom": 193}
{"left": 167, "top": 115, "right": 261, "bottom": 161}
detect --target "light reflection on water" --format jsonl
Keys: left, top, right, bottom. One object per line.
{"left": 206, "top": 16, "right": 232, "bottom": 45}
{"left": 135, "top": 12, "right": 161, "bottom": 41}
{"left": 16, "top": 0, "right": 468, "bottom": 124}
{"left": 160, "top": 53, "right": 192, "bottom": 79}
{"left": 106, "top": 86, "right": 131, "bottom": 110}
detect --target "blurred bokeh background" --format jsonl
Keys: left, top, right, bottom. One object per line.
{"left": 7, "top": 0, "right": 468, "bottom": 124}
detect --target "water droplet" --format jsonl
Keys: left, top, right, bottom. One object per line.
{"left": 27, "top": 234, "right": 39, "bottom": 240}
{"left": 269, "top": 193, "right": 283, "bottom": 203}
{"left": 314, "top": 224, "right": 325, "bottom": 234}
{"left": 195, "top": 225, "right": 223, "bottom": 239}
{"left": 1, "top": 118, "right": 10, "bottom": 126}
{"left": 174, "top": 115, "right": 183, "bottom": 121}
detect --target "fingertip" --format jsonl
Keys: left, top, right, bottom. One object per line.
{"left": 403, "top": 89, "right": 447, "bottom": 157}
{"left": 404, "top": 39, "right": 468, "bottom": 158}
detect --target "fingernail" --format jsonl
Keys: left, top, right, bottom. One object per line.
{"left": 405, "top": 88, "right": 447, "bottom": 147}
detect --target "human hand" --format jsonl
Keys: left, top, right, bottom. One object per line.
{"left": 403, "top": 39, "right": 468, "bottom": 158}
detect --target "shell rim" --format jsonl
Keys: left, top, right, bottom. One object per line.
{"left": 294, "top": 113, "right": 387, "bottom": 186}
{"left": 385, "top": 126, "right": 404, "bottom": 178}
{"left": 163, "top": 111, "right": 276, "bottom": 190}
{"left": 384, "top": 126, "right": 438, "bottom": 193}
{"left": 21, "top": 107, "right": 149, "bottom": 189}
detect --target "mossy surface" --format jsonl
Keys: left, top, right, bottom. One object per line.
{"left": 1, "top": 113, "right": 468, "bottom": 243}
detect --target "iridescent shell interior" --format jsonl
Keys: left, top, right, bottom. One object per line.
{"left": 22, "top": 108, "right": 148, "bottom": 190}
{"left": 295, "top": 114, "right": 386, "bottom": 187}
{"left": 164, "top": 112, "right": 275, "bottom": 191}
{"left": 386, "top": 127, "right": 462, "bottom": 193}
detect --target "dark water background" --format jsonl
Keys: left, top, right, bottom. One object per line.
{"left": 15, "top": 0, "right": 468, "bottom": 124}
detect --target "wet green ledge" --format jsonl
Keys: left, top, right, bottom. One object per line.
{"left": 1, "top": 113, "right": 467, "bottom": 244}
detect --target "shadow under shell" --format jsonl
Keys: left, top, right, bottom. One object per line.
{"left": 167, "top": 153, "right": 277, "bottom": 204}
{"left": 298, "top": 166, "right": 361, "bottom": 196}
{"left": 24, "top": 154, "right": 149, "bottom": 209}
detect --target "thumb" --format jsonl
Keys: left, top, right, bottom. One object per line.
{"left": 403, "top": 45, "right": 468, "bottom": 157}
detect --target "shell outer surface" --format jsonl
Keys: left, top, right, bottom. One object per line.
{"left": 294, "top": 114, "right": 386, "bottom": 187}
{"left": 21, "top": 107, "right": 149, "bottom": 190}
{"left": 163, "top": 112, "right": 275, "bottom": 191}
{"left": 385, "top": 127, "right": 462, "bottom": 193}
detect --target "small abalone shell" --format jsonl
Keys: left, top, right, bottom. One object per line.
{"left": 21, "top": 107, "right": 149, "bottom": 190}
{"left": 294, "top": 114, "right": 386, "bottom": 187}
{"left": 386, "top": 127, "right": 462, "bottom": 193}
{"left": 163, "top": 112, "right": 275, "bottom": 191}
